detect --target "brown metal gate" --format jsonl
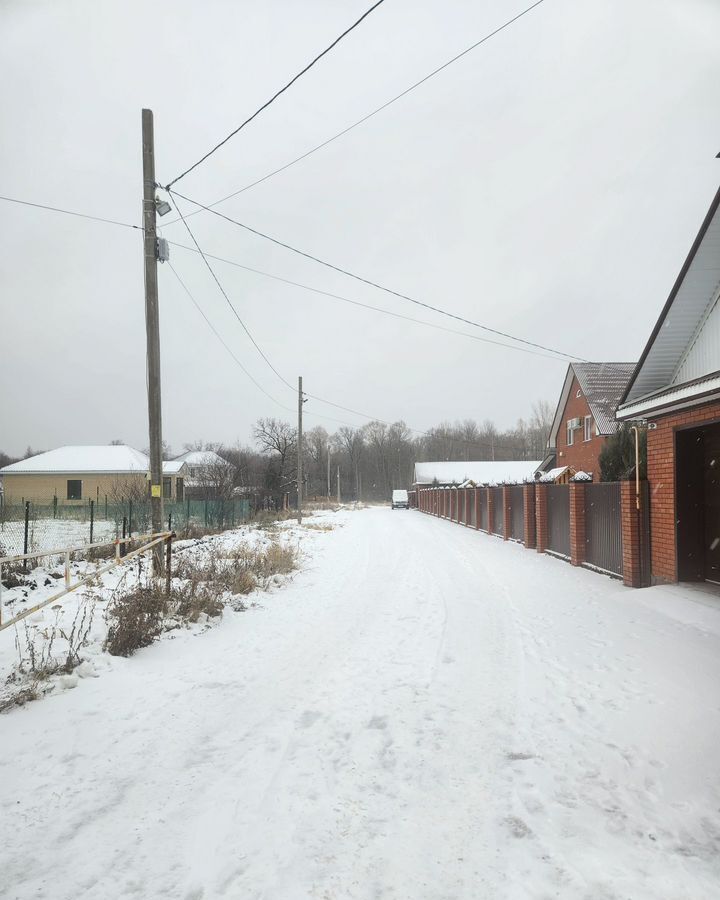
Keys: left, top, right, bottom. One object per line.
{"left": 546, "top": 484, "right": 570, "bottom": 558}
{"left": 585, "top": 482, "right": 623, "bottom": 576}
{"left": 479, "top": 490, "right": 488, "bottom": 530}
{"left": 491, "top": 487, "right": 504, "bottom": 536}
{"left": 509, "top": 485, "right": 524, "bottom": 542}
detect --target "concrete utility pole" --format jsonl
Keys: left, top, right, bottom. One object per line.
{"left": 297, "top": 376, "right": 303, "bottom": 524}
{"left": 141, "top": 108, "right": 164, "bottom": 568}
{"left": 337, "top": 465, "right": 341, "bottom": 504}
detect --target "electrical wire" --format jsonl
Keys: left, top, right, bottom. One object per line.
{"left": 169, "top": 188, "right": 583, "bottom": 361}
{"left": 165, "top": 0, "right": 387, "bottom": 189}
{"left": 160, "top": 0, "right": 547, "bottom": 223}
{"left": 167, "top": 257, "right": 531, "bottom": 455}
{"left": 168, "top": 192, "right": 296, "bottom": 390}
{"left": 166, "top": 261, "right": 293, "bottom": 412}
{"left": 167, "top": 261, "right": 364, "bottom": 430}
{"left": 165, "top": 238, "right": 563, "bottom": 361}
{"left": 0, "top": 194, "right": 142, "bottom": 230}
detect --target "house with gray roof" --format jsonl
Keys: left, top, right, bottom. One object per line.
{"left": 540, "top": 361, "right": 636, "bottom": 479}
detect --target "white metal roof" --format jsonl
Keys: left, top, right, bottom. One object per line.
{"left": 413, "top": 460, "right": 541, "bottom": 486}
{"left": 619, "top": 185, "right": 720, "bottom": 416}
{"left": 0, "top": 446, "right": 188, "bottom": 477}
{"left": 0, "top": 446, "right": 150, "bottom": 475}
{"left": 173, "top": 450, "right": 227, "bottom": 467}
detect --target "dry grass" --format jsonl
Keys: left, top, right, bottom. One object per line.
{"left": 104, "top": 537, "right": 299, "bottom": 656}
{"left": 104, "top": 588, "right": 166, "bottom": 657}
{"left": 303, "top": 522, "right": 334, "bottom": 533}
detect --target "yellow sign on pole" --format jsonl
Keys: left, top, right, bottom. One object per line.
{"left": 151, "top": 484, "right": 162, "bottom": 498}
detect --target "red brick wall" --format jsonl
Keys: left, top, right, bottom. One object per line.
{"left": 647, "top": 399, "right": 720, "bottom": 583}
{"left": 556, "top": 375, "right": 610, "bottom": 476}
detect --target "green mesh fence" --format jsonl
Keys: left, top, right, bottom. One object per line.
{"left": 0, "top": 496, "right": 252, "bottom": 559}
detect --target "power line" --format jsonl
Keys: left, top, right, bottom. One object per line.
{"left": 160, "top": 0, "right": 547, "bottom": 224}
{"left": 166, "top": 238, "right": 563, "bottom": 361}
{"left": 166, "top": 261, "right": 293, "bottom": 412}
{"left": 168, "top": 254, "right": 532, "bottom": 454}
{"left": 169, "top": 188, "right": 583, "bottom": 361}
{"left": 165, "top": 0, "right": 387, "bottom": 189}
{"left": 167, "top": 261, "right": 362, "bottom": 430}
{"left": 168, "top": 193, "right": 295, "bottom": 390}
{"left": 0, "top": 194, "right": 142, "bottom": 230}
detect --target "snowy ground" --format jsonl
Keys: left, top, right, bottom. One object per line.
{"left": 2, "top": 507, "right": 720, "bottom": 899}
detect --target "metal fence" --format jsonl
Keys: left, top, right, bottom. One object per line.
{"left": 509, "top": 485, "right": 525, "bottom": 542}
{"left": 468, "top": 489, "right": 477, "bottom": 528}
{"left": 546, "top": 484, "right": 570, "bottom": 558}
{"left": 479, "top": 489, "right": 488, "bottom": 531}
{"left": 584, "top": 482, "right": 623, "bottom": 576}
{"left": 490, "top": 487, "right": 504, "bottom": 536}
{"left": 0, "top": 496, "right": 252, "bottom": 558}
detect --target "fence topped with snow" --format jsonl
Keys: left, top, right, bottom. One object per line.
{"left": 413, "top": 460, "right": 541, "bottom": 487}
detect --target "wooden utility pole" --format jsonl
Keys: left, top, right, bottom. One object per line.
{"left": 337, "top": 465, "right": 341, "bottom": 504}
{"left": 326, "top": 452, "right": 331, "bottom": 500}
{"left": 141, "top": 108, "right": 164, "bottom": 569}
{"left": 297, "top": 376, "right": 303, "bottom": 524}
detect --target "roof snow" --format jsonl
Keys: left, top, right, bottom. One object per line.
{"left": 0, "top": 446, "right": 186, "bottom": 476}
{"left": 0, "top": 446, "right": 150, "bottom": 475}
{"left": 413, "top": 460, "right": 541, "bottom": 486}
{"left": 573, "top": 362, "right": 636, "bottom": 434}
{"left": 173, "top": 450, "right": 227, "bottom": 468}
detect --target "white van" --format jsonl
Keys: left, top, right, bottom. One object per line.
{"left": 391, "top": 489, "right": 409, "bottom": 510}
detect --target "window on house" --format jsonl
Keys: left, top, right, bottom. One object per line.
{"left": 583, "top": 415, "right": 593, "bottom": 442}
{"left": 163, "top": 477, "right": 172, "bottom": 499}
{"left": 566, "top": 422, "right": 574, "bottom": 446}
{"left": 67, "top": 479, "right": 82, "bottom": 500}
{"left": 176, "top": 478, "right": 184, "bottom": 501}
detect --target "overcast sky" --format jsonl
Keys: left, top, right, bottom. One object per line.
{"left": 1, "top": 0, "right": 719, "bottom": 458}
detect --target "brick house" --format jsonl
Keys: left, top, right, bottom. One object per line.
{"left": 617, "top": 184, "right": 720, "bottom": 585}
{"left": 542, "top": 362, "right": 636, "bottom": 478}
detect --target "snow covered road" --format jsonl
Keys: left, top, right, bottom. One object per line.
{"left": 2, "top": 507, "right": 720, "bottom": 899}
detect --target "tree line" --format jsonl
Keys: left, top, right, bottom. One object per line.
{"left": 0, "top": 400, "right": 553, "bottom": 505}
{"left": 216, "top": 400, "right": 553, "bottom": 504}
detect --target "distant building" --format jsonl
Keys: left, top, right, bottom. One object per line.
{"left": 171, "top": 449, "right": 234, "bottom": 498}
{"left": 0, "top": 446, "right": 186, "bottom": 503}
{"left": 540, "top": 362, "right": 636, "bottom": 479}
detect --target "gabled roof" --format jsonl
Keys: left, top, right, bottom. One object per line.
{"left": 548, "top": 362, "right": 635, "bottom": 446}
{"left": 173, "top": 450, "right": 227, "bottom": 467}
{"left": 618, "top": 184, "right": 720, "bottom": 418}
{"left": 413, "top": 460, "right": 541, "bottom": 486}
{"left": 0, "top": 445, "right": 149, "bottom": 475}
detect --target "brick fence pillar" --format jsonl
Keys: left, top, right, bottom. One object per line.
{"left": 535, "top": 483, "right": 548, "bottom": 553}
{"left": 487, "top": 487, "right": 495, "bottom": 536}
{"left": 569, "top": 482, "right": 586, "bottom": 567}
{"left": 621, "top": 479, "right": 644, "bottom": 588}
{"left": 456, "top": 490, "right": 461, "bottom": 524}
{"left": 523, "top": 483, "right": 536, "bottom": 548}
{"left": 502, "top": 486, "right": 511, "bottom": 540}
{"left": 474, "top": 488, "right": 480, "bottom": 530}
